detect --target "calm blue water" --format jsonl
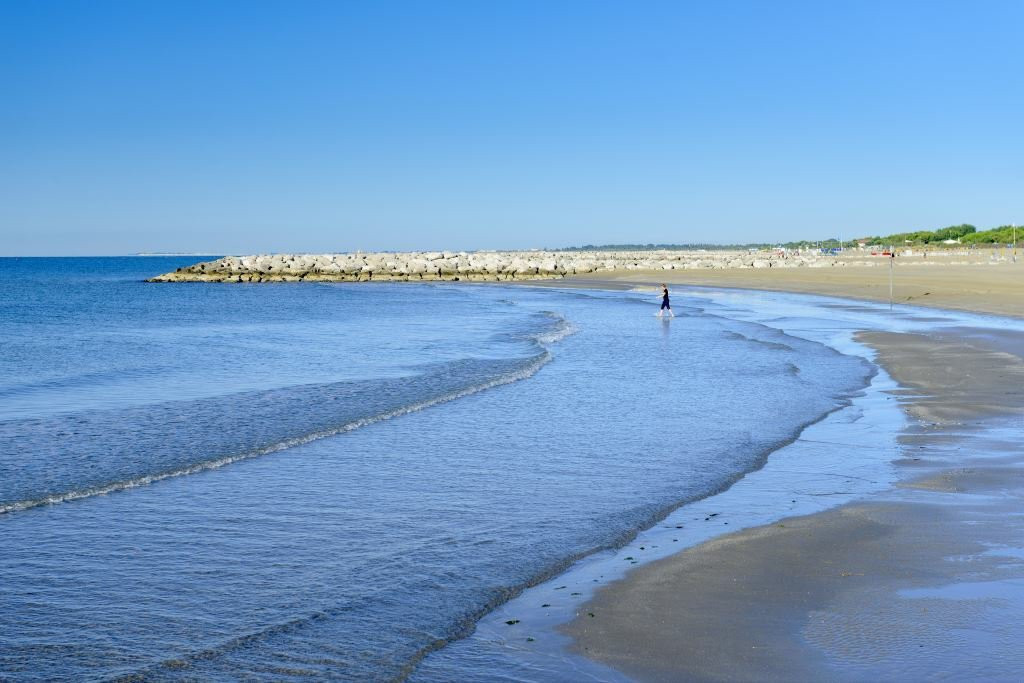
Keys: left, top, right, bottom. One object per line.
{"left": 0, "top": 257, "right": 872, "bottom": 681}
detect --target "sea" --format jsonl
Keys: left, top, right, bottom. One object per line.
{"left": 0, "top": 256, "right": 932, "bottom": 681}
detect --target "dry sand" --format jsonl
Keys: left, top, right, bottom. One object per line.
{"left": 565, "top": 286, "right": 1024, "bottom": 681}
{"left": 567, "top": 262, "right": 1022, "bottom": 319}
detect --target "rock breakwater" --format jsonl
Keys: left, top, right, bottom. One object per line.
{"left": 147, "top": 249, "right": 860, "bottom": 283}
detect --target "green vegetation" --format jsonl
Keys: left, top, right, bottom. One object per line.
{"left": 854, "top": 224, "right": 1020, "bottom": 247}
{"left": 962, "top": 225, "right": 1019, "bottom": 244}
{"left": 554, "top": 223, "right": 1019, "bottom": 251}
{"left": 856, "top": 224, "right": 976, "bottom": 246}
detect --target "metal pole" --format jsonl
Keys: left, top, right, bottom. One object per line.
{"left": 1014, "top": 223, "right": 1017, "bottom": 262}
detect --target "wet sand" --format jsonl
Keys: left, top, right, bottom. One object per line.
{"left": 566, "top": 321, "right": 1024, "bottom": 680}
{"left": 565, "top": 262, "right": 1023, "bottom": 319}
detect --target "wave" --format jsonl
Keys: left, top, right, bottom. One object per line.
{"left": 532, "top": 311, "right": 579, "bottom": 345}
{"left": 0, "top": 315, "right": 578, "bottom": 516}
{"left": 721, "top": 329, "right": 795, "bottom": 352}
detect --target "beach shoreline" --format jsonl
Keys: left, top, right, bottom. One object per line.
{"left": 147, "top": 258, "right": 1024, "bottom": 679}
{"left": 415, "top": 306, "right": 906, "bottom": 680}
{"left": 559, "top": 277, "right": 1024, "bottom": 680}
{"left": 559, "top": 261, "right": 1023, "bottom": 320}
{"left": 15, "top": 259, "right": 1022, "bottom": 680}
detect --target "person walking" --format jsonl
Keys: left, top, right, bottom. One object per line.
{"left": 656, "top": 283, "right": 675, "bottom": 318}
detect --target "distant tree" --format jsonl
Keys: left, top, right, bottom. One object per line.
{"left": 552, "top": 222, "right": 1015, "bottom": 251}
{"left": 961, "top": 226, "right": 1015, "bottom": 244}
{"left": 933, "top": 224, "right": 976, "bottom": 241}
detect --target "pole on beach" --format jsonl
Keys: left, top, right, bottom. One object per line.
{"left": 1014, "top": 224, "right": 1017, "bottom": 262}
{"left": 888, "top": 248, "right": 894, "bottom": 310}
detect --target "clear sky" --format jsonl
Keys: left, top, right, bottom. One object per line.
{"left": 2, "top": 1, "right": 1022, "bottom": 255}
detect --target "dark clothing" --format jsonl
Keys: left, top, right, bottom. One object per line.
{"left": 661, "top": 289, "right": 670, "bottom": 309}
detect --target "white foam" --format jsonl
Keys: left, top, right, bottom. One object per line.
{"left": 0, "top": 352, "right": 555, "bottom": 515}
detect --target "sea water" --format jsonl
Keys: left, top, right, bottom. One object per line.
{"left": 1, "top": 258, "right": 874, "bottom": 680}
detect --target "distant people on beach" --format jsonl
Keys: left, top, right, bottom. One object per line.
{"left": 657, "top": 284, "right": 675, "bottom": 318}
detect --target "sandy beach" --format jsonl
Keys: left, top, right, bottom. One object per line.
{"left": 568, "top": 259, "right": 1022, "bottom": 319}
{"left": 564, "top": 268, "right": 1024, "bottom": 680}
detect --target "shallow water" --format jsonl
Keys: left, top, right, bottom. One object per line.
{"left": 415, "top": 288, "right": 1024, "bottom": 682}
{"left": 1, "top": 258, "right": 874, "bottom": 680}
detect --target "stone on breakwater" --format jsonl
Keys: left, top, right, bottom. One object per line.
{"left": 146, "top": 249, "right": 849, "bottom": 283}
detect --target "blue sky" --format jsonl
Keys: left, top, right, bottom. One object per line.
{"left": 2, "top": 1, "right": 1022, "bottom": 255}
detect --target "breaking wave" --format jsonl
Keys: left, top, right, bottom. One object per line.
{"left": 0, "top": 313, "right": 577, "bottom": 515}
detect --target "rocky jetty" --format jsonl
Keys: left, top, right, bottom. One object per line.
{"left": 147, "top": 249, "right": 864, "bottom": 283}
